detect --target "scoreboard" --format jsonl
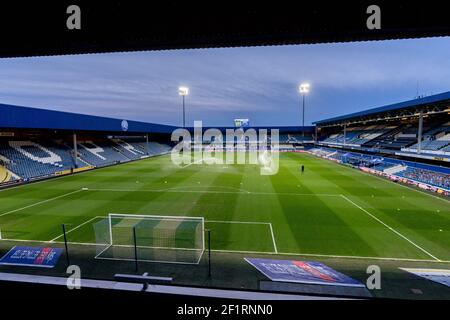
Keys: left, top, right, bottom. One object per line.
{"left": 234, "top": 119, "right": 250, "bottom": 128}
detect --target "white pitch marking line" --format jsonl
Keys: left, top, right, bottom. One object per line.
{"left": 49, "top": 216, "right": 101, "bottom": 242}
{"left": 211, "top": 248, "right": 449, "bottom": 263}
{"left": 340, "top": 194, "right": 440, "bottom": 261}
{"left": 269, "top": 223, "right": 278, "bottom": 253}
{"left": 275, "top": 251, "right": 445, "bottom": 263}
{"left": 0, "top": 189, "right": 83, "bottom": 218}
{"left": 180, "top": 157, "right": 215, "bottom": 169}
{"left": 206, "top": 220, "right": 270, "bottom": 225}
{"left": 0, "top": 238, "right": 101, "bottom": 247}
{"left": 211, "top": 249, "right": 279, "bottom": 255}
{"left": 1, "top": 237, "right": 449, "bottom": 263}
{"left": 94, "top": 255, "right": 200, "bottom": 265}
{"left": 83, "top": 187, "right": 340, "bottom": 198}
{"left": 94, "top": 244, "right": 112, "bottom": 259}
{"left": 167, "top": 185, "right": 251, "bottom": 194}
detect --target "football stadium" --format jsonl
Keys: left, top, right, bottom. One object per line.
{"left": 0, "top": 89, "right": 449, "bottom": 299}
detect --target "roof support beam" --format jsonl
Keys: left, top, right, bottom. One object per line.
{"left": 417, "top": 112, "right": 423, "bottom": 154}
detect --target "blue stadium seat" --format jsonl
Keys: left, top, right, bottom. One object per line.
{"left": 0, "top": 138, "right": 172, "bottom": 182}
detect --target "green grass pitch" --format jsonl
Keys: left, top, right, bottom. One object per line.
{"left": 0, "top": 152, "right": 449, "bottom": 262}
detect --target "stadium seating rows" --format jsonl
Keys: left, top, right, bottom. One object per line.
{"left": 322, "top": 125, "right": 393, "bottom": 146}
{"left": 320, "top": 121, "right": 450, "bottom": 155}
{"left": 279, "top": 133, "right": 313, "bottom": 143}
{"left": 0, "top": 138, "right": 171, "bottom": 181}
{"left": 309, "top": 147, "right": 450, "bottom": 190}
{"left": 397, "top": 167, "right": 450, "bottom": 190}
{"left": 406, "top": 122, "right": 450, "bottom": 153}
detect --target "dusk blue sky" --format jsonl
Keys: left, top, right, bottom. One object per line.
{"left": 0, "top": 37, "right": 449, "bottom": 127}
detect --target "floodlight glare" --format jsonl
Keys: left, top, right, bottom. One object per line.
{"left": 299, "top": 83, "right": 310, "bottom": 94}
{"left": 179, "top": 86, "right": 189, "bottom": 96}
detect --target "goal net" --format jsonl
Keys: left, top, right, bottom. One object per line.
{"left": 93, "top": 214, "right": 205, "bottom": 264}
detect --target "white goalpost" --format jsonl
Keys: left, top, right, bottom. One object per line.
{"left": 93, "top": 213, "right": 205, "bottom": 264}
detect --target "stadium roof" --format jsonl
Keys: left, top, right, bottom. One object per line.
{"left": 187, "top": 126, "right": 315, "bottom": 134}
{"left": 314, "top": 91, "right": 450, "bottom": 127}
{"left": 0, "top": 103, "right": 176, "bottom": 134}
{"left": 1, "top": 2, "right": 449, "bottom": 58}
{"left": 0, "top": 103, "right": 312, "bottom": 134}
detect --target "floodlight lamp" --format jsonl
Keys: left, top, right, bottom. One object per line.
{"left": 299, "top": 83, "right": 310, "bottom": 94}
{"left": 178, "top": 86, "right": 189, "bottom": 96}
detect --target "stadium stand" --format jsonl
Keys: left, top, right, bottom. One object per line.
{"left": 320, "top": 120, "right": 450, "bottom": 153}
{"left": 396, "top": 167, "right": 450, "bottom": 190}
{"left": 0, "top": 103, "right": 177, "bottom": 186}
{"left": 362, "top": 124, "right": 420, "bottom": 150}
{"left": 310, "top": 92, "right": 450, "bottom": 196}
{"left": 370, "top": 162, "right": 397, "bottom": 172}
{"left": 279, "top": 133, "right": 313, "bottom": 143}
{"left": 0, "top": 140, "right": 78, "bottom": 179}
{"left": 0, "top": 137, "right": 172, "bottom": 183}
{"left": 322, "top": 125, "right": 395, "bottom": 146}
{"left": 148, "top": 142, "right": 171, "bottom": 155}
{"left": 77, "top": 141, "right": 130, "bottom": 167}
{"left": 111, "top": 139, "right": 148, "bottom": 160}
{"left": 309, "top": 147, "right": 450, "bottom": 191}
{"left": 404, "top": 121, "right": 450, "bottom": 154}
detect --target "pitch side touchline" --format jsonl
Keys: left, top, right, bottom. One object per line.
{"left": 206, "top": 249, "right": 450, "bottom": 263}
{"left": 340, "top": 194, "right": 440, "bottom": 261}
{"left": 1, "top": 237, "right": 448, "bottom": 263}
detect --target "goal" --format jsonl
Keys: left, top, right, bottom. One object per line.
{"left": 93, "top": 213, "right": 205, "bottom": 264}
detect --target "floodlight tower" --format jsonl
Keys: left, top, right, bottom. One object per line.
{"left": 178, "top": 86, "right": 189, "bottom": 127}
{"left": 299, "top": 83, "right": 310, "bottom": 137}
